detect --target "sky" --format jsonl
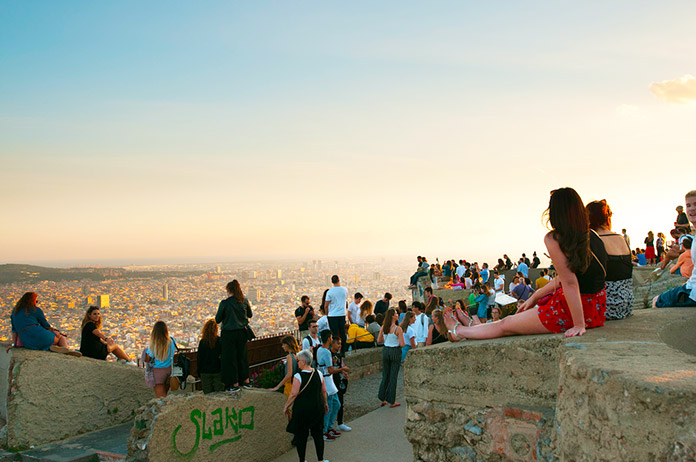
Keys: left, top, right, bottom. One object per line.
{"left": 1, "top": 1, "right": 695, "bottom": 267}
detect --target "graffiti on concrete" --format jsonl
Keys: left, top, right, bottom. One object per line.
{"left": 172, "top": 406, "right": 255, "bottom": 457}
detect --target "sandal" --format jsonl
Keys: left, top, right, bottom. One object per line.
{"left": 448, "top": 321, "right": 461, "bottom": 342}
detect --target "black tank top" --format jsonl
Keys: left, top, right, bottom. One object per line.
{"left": 293, "top": 369, "right": 323, "bottom": 415}
{"left": 576, "top": 231, "right": 608, "bottom": 294}
{"left": 431, "top": 325, "right": 447, "bottom": 345}
{"left": 598, "top": 233, "right": 633, "bottom": 281}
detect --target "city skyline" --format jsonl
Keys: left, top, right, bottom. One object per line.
{"left": 1, "top": 2, "right": 693, "bottom": 265}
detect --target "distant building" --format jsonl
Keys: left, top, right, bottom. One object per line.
{"left": 277, "top": 269, "right": 282, "bottom": 279}
{"left": 374, "top": 272, "right": 381, "bottom": 281}
{"left": 248, "top": 288, "right": 261, "bottom": 304}
{"left": 84, "top": 296, "right": 94, "bottom": 306}
{"left": 216, "top": 266, "right": 221, "bottom": 274}
{"left": 97, "top": 295, "right": 109, "bottom": 308}
{"left": 163, "top": 284, "right": 169, "bottom": 301}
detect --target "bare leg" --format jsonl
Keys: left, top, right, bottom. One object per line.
{"left": 108, "top": 344, "right": 131, "bottom": 361}
{"left": 444, "top": 308, "right": 550, "bottom": 340}
{"left": 154, "top": 384, "right": 168, "bottom": 398}
{"left": 54, "top": 334, "right": 68, "bottom": 347}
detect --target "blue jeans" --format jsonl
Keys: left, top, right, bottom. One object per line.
{"left": 324, "top": 393, "right": 340, "bottom": 433}
{"left": 655, "top": 285, "right": 696, "bottom": 308}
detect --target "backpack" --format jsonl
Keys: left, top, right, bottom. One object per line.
{"left": 305, "top": 335, "right": 320, "bottom": 368}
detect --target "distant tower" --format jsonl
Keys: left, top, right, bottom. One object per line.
{"left": 354, "top": 274, "right": 359, "bottom": 284}
{"left": 277, "top": 269, "right": 282, "bottom": 279}
{"left": 163, "top": 284, "right": 169, "bottom": 301}
{"left": 216, "top": 266, "right": 221, "bottom": 274}
{"left": 97, "top": 295, "right": 109, "bottom": 308}
{"left": 82, "top": 286, "right": 89, "bottom": 296}
{"left": 84, "top": 296, "right": 94, "bottom": 306}
{"left": 248, "top": 288, "right": 261, "bottom": 304}
{"left": 374, "top": 272, "right": 381, "bottom": 281}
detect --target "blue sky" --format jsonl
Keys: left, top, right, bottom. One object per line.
{"left": 1, "top": 1, "right": 694, "bottom": 264}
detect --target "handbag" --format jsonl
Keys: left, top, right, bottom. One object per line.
{"left": 244, "top": 324, "right": 256, "bottom": 341}
{"left": 141, "top": 349, "right": 156, "bottom": 388}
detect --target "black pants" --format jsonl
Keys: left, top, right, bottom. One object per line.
{"left": 295, "top": 419, "right": 324, "bottom": 462}
{"left": 220, "top": 329, "right": 249, "bottom": 388}
{"left": 336, "top": 383, "right": 347, "bottom": 425}
{"left": 378, "top": 346, "right": 401, "bottom": 404}
{"left": 328, "top": 316, "right": 347, "bottom": 354}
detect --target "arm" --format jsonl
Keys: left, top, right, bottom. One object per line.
{"left": 36, "top": 308, "right": 52, "bottom": 330}
{"left": 245, "top": 300, "right": 252, "bottom": 319}
{"left": 670, "top": 255, "right": 685, "bottom": 273}
{"left": 544, "top": 233, "right": 585, "bottom": 337}
{"left": 214, "top": 301, "right": 225, "bottom": 324}
{"left": 283, "top": 376, "right": 301, "bottom": 416}
{"left": 517, "top": 276, "right": 558, "bottom": 312}
{"left": 426, "top": 325, "right": 433, "bottom": 346}
{"left": 91, "top": 328, "right": 113, "bottom": 345}
{"left": 409, "top": 332, "right": 416, "bottom": 348}
{"left": 377, "top": 328, "right": 384, "bottom": 345}
{"left": 395, "top": 327, "right": 405, "bottom": 347}
{"left": 296, "top": 306, "right": 311, "bottom": 325}
{"left": 271, "top": 354, "right": 293, "bottom": 391}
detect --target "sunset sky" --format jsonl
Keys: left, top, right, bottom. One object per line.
{"left": 1, "top": 1, "right": 694, "bottom": 266}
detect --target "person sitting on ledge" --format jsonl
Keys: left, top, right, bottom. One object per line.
{"left": 653, "top": 190, "right": 696, "bottom": 308}
{"left": 586, "top": 199, "right": 634, "bottom": 320}
{"left": 80, "top": 306, "right": 135, "bottom": 364}
{"left": 670, "top": 237, "right": 693, "bottom": 278}
{"left": 346, "top": 321, "right": 375, "bottom": 349}
{"left": 443, "top": 187, "right": 608, "bottom": 341}
{"left": 9, "top": 292, "right": 81, "bottom": 356}
{"left": 426, "top": 309, "right": 449, "bottom": 345}
{"left": 365, "top": 314, "right": 382, "bottom": 344}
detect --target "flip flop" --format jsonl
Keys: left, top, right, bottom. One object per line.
{"left": 390, "top": 403, "right": 401, "bottom": 408}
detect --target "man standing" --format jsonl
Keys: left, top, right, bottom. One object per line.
{"left": 493, "top": 271, "right": 505, "bottom": 294}
{"left": 330, "top": 337, "right": 352, "bottom": 433}
{"left": 412, "top": 302, "right": 429, "bottom": 347}
{"left": 480, "top": 263, "right": 490, "bottom": 284}
{"left": 317, "top": 331, "right": 341, "bottom": 441}
{"left": 325, "top": 275, "right": 349, "bottom": 353}
{"left": 301, "top": 320, "right": 321, "bottom": 353}
{"left": 374, "top": 292, "right": 392, "bottom": 316}
{"left": 295, "top": 295, "right": 315, "bottom": 338}
{"left": 347, "top": 292, "right": 363, "bottom": 326}
{"left": 455, "top": 260, "right": 467, "bottom": 280}
{"left": 622, "top": 229, "right": 631, "bottom": 249}
{"left": 517, "top": 258, "right": 529, "bottom": 278}
{"left": 535, "top": 269, "right": 549, "bottom": 289}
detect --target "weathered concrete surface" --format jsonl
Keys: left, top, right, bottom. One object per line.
{"left": 0, "top": 344, "right": 153, "bottom": 450}
{"left": 404, "top": 308, "right": 696, "bottom": 461}
{"left": 127, "top": 390, "right": 290, "bottom": 462}
{"left": 632, "top": 266, "right": 685, "bottom": 310}
{"left": 343, "top": 347, "right": 382, "bottom": 380}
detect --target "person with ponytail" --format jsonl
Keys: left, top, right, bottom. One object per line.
{"left": 377, "top": 308, "right": 405, "bottom": 408}
{"left": 215, "top": 280, "right": 253, "bottom": 392}
{"left": 444, "top": 187, "right": 608, "bottom": 340}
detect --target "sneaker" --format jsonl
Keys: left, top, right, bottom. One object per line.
{"left": 242, "top": 384, "right": 253, "bottom": 390}
{"left": 323, "top": 432, "right": 335, "bottom": 442}
{"left": 228, "top": 386, "right": 241, "bottom": 392}
{"left": 337, "top": 424, "right": 352, "bottom": 432}
{"left": 328, "top": 429, "right": 341, "bottom": 437}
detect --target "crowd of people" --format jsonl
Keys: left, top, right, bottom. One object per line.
{"left": 8, "top": 188, "right": 695, "bottom": 462}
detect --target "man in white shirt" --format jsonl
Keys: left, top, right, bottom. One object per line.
{"left": 412, "top": 302, "right": 429, "bottom": 347}
{"left": 325, "top": 275, "right": 349, "bottom": 353}
{"left": 654, "top": 190, "right": 696, "bottom": 308}
{"left": 455, "top": 261, "right": 467, "bottom": 280}
{"left": 347, "top": 292, "right": 363, "bottom": 326}
{"left": 493, "top": 271, "right": 505, "bottom": 293}
{"left": 301, "top": 320, "right": 321, "bottom": 352}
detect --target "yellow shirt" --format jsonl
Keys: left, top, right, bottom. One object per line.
{"left": 535, "top": 277, "right": 549, "bottom": 289}
{"left": 347, "top": 324, "right": 374, "bottom": 343}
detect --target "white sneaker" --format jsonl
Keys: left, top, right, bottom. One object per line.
{"left": 337, "top": 424, "right": 352, "bottom": 432}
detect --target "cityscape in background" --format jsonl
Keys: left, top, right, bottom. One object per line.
{"left": 0, "top": 258, "right": 415, "bottom": 360}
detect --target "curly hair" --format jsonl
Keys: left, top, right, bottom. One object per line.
{"left": 201, "top": 319, "right": 219, "bottom": 349}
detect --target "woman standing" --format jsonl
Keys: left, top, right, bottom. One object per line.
{"left": 283, "top": 349, "right": 329, "bottom": 462}
{"left": 444, "top": 187, "right": 607, "bottom": 340}
{"left": 215, "top": 280, "right": 253, "bottom": 392}
{"left": 197, "top": 319, "right": 223, "bottom": 394}
{"left": 399, "top": 311, "right": 416, "bottom": 362}
{"left": 656, "top": 232, "right": 666, "bottom": 263}
{"left": 80, "top": 306, "right": 134, "bottom": 363}
{"left": 586, "top": 200, "right": 634, "bottom": 320}
{"left": 10, "top": 292, "right": 80, "bottom": 356}
{"left": 377, "top": 308, "right": 405, "bottom": 408}
{"left": 145, "top": 321, "right": 176, "bottom": 398}
{"left": 644, "top": 231, "right": 656, "bottom": 265}
{"left": 270, "top": 336, "right": 300, "bottom": 397}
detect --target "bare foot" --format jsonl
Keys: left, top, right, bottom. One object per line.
{"left": 652, "top": 295, "right": 659, "bottom": 308}
{"left": 455, "top": 306, "right": 471, "bottom": 325}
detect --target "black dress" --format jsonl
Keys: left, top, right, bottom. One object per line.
{"left": 80, "top": 321, "right": 108, "bottom": 360}
{"left": 289, "top": 369, "right": 324, "bottom": 462}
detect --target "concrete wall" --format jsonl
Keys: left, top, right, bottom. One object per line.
{"left": 632, "top": 266, "right": 685, "bottom": 310}
{"left": 344, "top": 346, "right": 382, "bottom": 380}
{"left": 127, "top": 390, "right": 291, "bottom": 462}
{"left": 403, "top": 308, "right": 696, "bottom": 461}
{"left": 0, "top": 343, "right": 155, "bottom": 450}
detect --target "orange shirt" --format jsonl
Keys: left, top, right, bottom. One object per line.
{"left": 671, "top": 250, "right": 693, "bottom": 279}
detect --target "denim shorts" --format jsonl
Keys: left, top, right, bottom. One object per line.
{"left": 655, "top": 285, "right": 696, "bottom": 308}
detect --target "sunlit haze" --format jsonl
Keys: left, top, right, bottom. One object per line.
{"left": 1, "top": 2, "right": 694, "bottom": 267}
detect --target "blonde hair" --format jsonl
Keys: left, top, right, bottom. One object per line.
{"left": 360, "top": 300, "right": 373, "bottom": 320}
{"left": 149, "top": 321, "right": 171, "bottom": 362}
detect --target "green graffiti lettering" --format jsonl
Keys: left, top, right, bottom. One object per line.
{"left": 211, "top": 408, "right": 224, "bottom": 436}
{"left": 239, "top": 406, "right": 255, "bottom": 431}
{"left": 225, "top": 407, "right": 238, "bottom": 433}
{"left": 201, "top": 409, "right": 213, "bottom": 440}
{"left": 171, "top": 409, "right": 201, "bottom": 458}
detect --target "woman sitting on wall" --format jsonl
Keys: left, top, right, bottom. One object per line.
{"left": 197, "top": 319, "right": 223, "bottom": 394}
{"left": 358, "top": 300, "right": 373, "bottom": 328}
{"left": 270, "top": 335, "right": 301, "bottom": 397}
{"left": 144, "top": 321, "right": 176, "bottom": 398}
{"left": 10, "top": 292, "right": 81, "bottom": 356}
{"left": 444, "top": 187, "right": 608, "bottom": 340}
{"left": 80, "top": 306, "right": 134, "bottom": 364}
{"left": 586, "top": 199, "right": 634, "bottom": 320}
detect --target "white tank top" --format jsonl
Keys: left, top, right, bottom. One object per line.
{"left": 384, "top": 330, "right": 400, "bottom": 347}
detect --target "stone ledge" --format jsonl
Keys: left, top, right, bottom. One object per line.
{"left": 0, "top": 343, "right": 153, "bottom": 450}
{"left": 404, "top": 307, "right": 696, "bottom": 461}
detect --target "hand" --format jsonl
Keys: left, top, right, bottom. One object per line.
{"left": 343, "top": 366, "right": 350, "bottom": 372}
{"left": 324, "top": 403, "right": 329, "bottom": 414}
{"left": 516, "top": 299, "right": 533, "bottom": 313}
{"left": 564, "top": 326, "right": 585, "bottom": 337}
{"left": 283, "top": 406, "right": 290, "bottom": 417}
{"left": 304, "top": 307, "right": 310, "bottom": 314}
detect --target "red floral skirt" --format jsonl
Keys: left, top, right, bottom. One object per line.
{"left": 537, "top": 286, "right": 606, "bottom": 333}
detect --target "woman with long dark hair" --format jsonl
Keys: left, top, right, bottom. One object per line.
{"left": 197, "top": 319, "right": 223, "bottom": 393}
{"left": 10, "top": 292, "right": 81, "bottom": 356}
{"left": 444, "top": 187, "right": 607, "bottom": 340}
{"left": 80, "top": 306, "right": 134, "bottom": 363}
{"left": 215, "top": 280, "right": 253, "bottom": 391}
{"left": 377, "top": 308, "right": 405, "bottom": 407}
